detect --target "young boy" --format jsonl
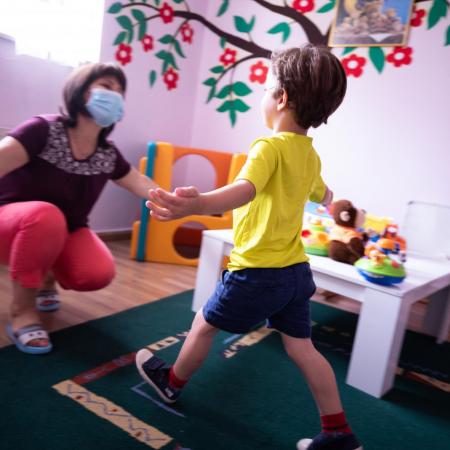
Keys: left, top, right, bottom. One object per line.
{"left": 136, "top": 44, "right": 362, "bottom": 450}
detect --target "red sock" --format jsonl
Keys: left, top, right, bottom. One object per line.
{"left": 169, "top": 367, "right": 188, "bottom": 389}
{"left": 321, "top": 412, "right": 352, "bottom": 434}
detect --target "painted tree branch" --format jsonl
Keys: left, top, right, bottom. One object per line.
{"left": 253, "top": 0, "right": 327, "bottom": 44}
{"left": 173, "top": 10, "right": 271, "bottom": 58}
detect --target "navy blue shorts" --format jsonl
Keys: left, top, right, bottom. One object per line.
{"left": 202, "top": 262, "right": 316, "bottom": 338}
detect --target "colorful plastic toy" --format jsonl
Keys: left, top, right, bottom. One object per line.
{"left": 365, "top": 223, "right": 407, "bottom": 263}
{"left": 355, "top": 250, "right": 406, "bottom": 285}
{"left": 301, "top": 218, "right": 330, "bottom": 256}
{"left": 130, "top": 141, "right": 247, "bottom": 266}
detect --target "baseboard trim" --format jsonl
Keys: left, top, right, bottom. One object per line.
{"left": 97, "top": 229, "right": 132, "bottom": 242}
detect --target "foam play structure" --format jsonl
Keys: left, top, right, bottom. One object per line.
{"left": 130, "top": 141, "right": 247, "bottom": 266}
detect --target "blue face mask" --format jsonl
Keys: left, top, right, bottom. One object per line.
{"left": 85, "top": 88, "right": 124, "bottom": 128}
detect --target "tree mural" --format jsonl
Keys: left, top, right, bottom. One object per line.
{"left": 109, "top": 0, "right": 449, "bottom": 126}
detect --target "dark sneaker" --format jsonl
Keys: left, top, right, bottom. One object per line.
{"left": 297, "top": 432, "right": 363, "bottom": 450}
{"left": 135, "top": 348, "right": 181, "bottom": 404}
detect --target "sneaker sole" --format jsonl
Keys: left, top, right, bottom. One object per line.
{"left": 135, "top": 348, "right": 177, "bottom": 404}
{"left": 297, "top": 439, "right": 363, "bottom": 450}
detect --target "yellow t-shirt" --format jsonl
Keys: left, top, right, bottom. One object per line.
{"left": 228, "top": 132, "right": 326, "bottom": 271}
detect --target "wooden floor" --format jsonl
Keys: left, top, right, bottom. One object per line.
{"left": 0, "top": 240, "right": 446, "bottom": 348}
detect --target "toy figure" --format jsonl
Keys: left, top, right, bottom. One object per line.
{"left": 328, "top": 200, "right": 367, "bottom": 265}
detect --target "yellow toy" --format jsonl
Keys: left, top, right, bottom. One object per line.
{"left": 130, "top": 141, "right": 247, "bottom": 266}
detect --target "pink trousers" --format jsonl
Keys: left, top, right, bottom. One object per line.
{"left": 0, "top": 202, "right": 115, "bottom": 290}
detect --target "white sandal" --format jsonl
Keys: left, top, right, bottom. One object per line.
{"left": 36, "top": 289, "right": 60, "bottom": 312}
{"left": 6, "top": 324, "right": 53, "bottom": 354}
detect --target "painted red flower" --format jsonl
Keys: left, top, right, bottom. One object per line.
{"left": 181, "top": 22, "right": 194, "bottom": 44}
{"left": 141, "top": 34, "right": 154, "bottom": 52}
{"left": 410, "top": 6, "right": 426, "bottom": 27}
{"left": 160, "top": 2, "right": 174, "bottom": 24}
{"left": 115, "top": 43, "right": 132, "bottom": 66}
{"left": 386, "top": 47, "right": 413, "bottom": 67}
{"left": 219, "top": 48, "right": 237, "bottom": 67}
{"left": 292, "top": 0, "right": 315, "bottom": 13}
{"left": 249, "top": 61, "right": 269, "bottom": 84}
{"left": 163, "top": 67, "right": 179, "bottom": 90}
{"left": 341, "top": 54, "right": 366, "bottom": 77}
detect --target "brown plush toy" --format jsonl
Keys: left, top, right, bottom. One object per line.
{"left": 328, "top": 200, "right": 367, "bottom": 265}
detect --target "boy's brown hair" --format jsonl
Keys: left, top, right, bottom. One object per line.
{"left": 271, "top": 44, "right": 347, "bottom": 129}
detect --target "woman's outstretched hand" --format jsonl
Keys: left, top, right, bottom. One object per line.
{"left": 146, "top": 186, "right": 201, "bottom": 221}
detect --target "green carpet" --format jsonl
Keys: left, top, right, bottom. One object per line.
{"left": 1, "top": 290, "right": 449, "bottom": 450}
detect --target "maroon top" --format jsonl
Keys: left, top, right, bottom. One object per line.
{"left": 0, "top": 115, "right": 131, "bottom": 231}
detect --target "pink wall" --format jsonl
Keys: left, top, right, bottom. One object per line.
{"left": 97, "top": 0, "right": 209, "bottom": 230}
{"left": 188, "top": 1, "right": 450, "bottom": 223}
{"left": 2, "top": 2, "right": 449, "bottom": 231}
{"left": 0, "top": 36, "right": 71, "bottom": 129}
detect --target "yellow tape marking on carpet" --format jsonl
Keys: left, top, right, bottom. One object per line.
{"left": 223, "top": 326, "right": 274, "bottom": 359}
{"left": 53, "top": 380, "right": 172, "bottom": 449}
{"left": 147, "top": 335, "right": 182, "bottom": 352}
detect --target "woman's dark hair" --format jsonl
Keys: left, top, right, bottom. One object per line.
{"left": 271, "top": 44, "right": 347, "bottom": 129}
{"left": 61, "top": 62, "right": 127, "bottom": 147}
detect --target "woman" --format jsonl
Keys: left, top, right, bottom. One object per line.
{"left": 0, "top": 62, "right": 157, "bottom": 354}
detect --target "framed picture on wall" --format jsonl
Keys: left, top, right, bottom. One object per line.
{"left": 329, "top": 0, "right": 415, "bottom": 47}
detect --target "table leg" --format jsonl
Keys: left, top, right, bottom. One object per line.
{"left": 192, "top": 235, "right": 227, "bottom": 312}
{"left": 423, "top": 287, "right": 450, "bottom": 344}
{"left": 346, "top": 290, "right": 410, "bottom": 397}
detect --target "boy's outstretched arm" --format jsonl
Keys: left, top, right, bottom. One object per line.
{"left": 146, "top": 180, "right": 255, "bottom": 221}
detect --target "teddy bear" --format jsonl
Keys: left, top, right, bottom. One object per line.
{"left": 328, "top": 199, "right": 367, "bottom": 265}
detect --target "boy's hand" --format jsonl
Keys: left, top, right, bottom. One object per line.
{"left": 146, "top": 186, "right": 201, "bottom": 221}
{"left": 322, "top": 187, "right": 333, "bottom": 206}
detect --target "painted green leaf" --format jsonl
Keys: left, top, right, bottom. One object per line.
{"left": 210, "top": 65, "right": 225, "bottom": 74}
{"left": 267, "top": 22, "right": 291, "bottom": 43}
{"left": 166, "top": 53, "right": 178, "bottom": 70}
{"left": 203, "top": 77, "right": 217, "bottom": 87}
{"left": 233, "top": 99, "right": 250, "bottom": 112}
{"left": 149, "top": 70, "right": 157, "bottom": 87}
{"left": 113, "top": 31, "right": 127, "bottom": 45}
{"left": 446, "top": 26, "right": 450, "bottom": 46}
{"left": 428, "top": 0, "right": 447, "bottom": 29}
{"left": 131, "top": 9, "right": 146, "bottom": 22}
{"left": 154, "top": 0, "right": 161, "bottom": 5}
{"left": 173, "top": 40, "right": 186, "bottom": 58}
{"left": 131, "top": 9, "right": 147, "bottom": 40}
{"left": 116, "top": 15, "right": 134, "bottom": 42}
{"left": 156, "top": 50, "right": 179, "bottom": 72}
{"left": 216, "top": 85, "right": 233, "bottom": 99}
{"left": 217, "top": 0, "right": 229, "bottom": 17}
{"left": 342, "top": 47, "right": 356, "bottom": 55}
{"left": 116, "top": 15, "right": 133, "bottom": 31}
{"left": 220, "top": 37, "right": 227, "bottom": 49}
{"left": 234, "top": 16, "right": 255, "bottom": 34}
{"left": 207, "top": 86, "right": 217, "bottom": 103}
{"left": 156, "top": 50, "right": 169, "bottom": 60}
{"left": 159, "top": 34, "right": 174, "bottom": 44}
{"left": 217, "top": 100, "right": 233, "bottom": 112}
{"left": 229, "top": 109, "right": 237, "bottom": 127}
{"left": 369, "top": 47, "right": 384, "bottom": 73}
{"left": 108, "top": 2, "right": 122, "bottom": 14}
{"left": 173, "top": 0, "right": 184, "bottom": 3}
{"left": 317, "top": 1, "right": 335, "bottom": 13}
{"left": 232, "top": 82, "right": 252, "bottom": 96}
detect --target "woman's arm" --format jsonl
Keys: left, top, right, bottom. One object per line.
{"left": 147, "top": 179, "right": 256, "bottom": 221}
{"left": 0, "top": 137, "right": 30, "bottom": 178}
{"left": 113, "top": 166, "right": 158, "bottom": 198}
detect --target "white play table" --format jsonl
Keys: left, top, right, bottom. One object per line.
{"left": 192, "top": 229, "right": 450, "bottom": 398}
